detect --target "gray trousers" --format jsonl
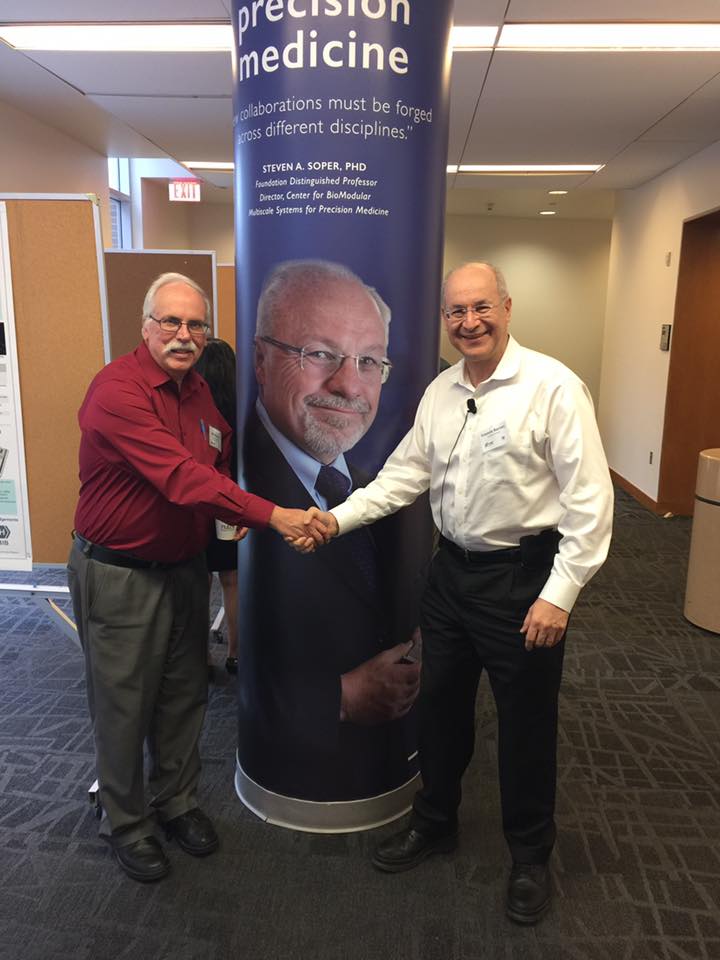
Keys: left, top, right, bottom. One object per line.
{"left": 67, "top": 542, "right": 210, "bottom": 847}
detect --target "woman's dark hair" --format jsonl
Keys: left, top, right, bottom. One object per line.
{"left": 194, "top": 338, "right": 236, "bottom": 429}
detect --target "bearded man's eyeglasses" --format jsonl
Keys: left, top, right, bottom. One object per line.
{"left": 257, "top": 335, "right": 392, "bottom": 384}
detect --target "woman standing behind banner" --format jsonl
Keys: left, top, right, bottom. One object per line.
{"left": 195, "top": 339, "right": 240, "bottom": 676}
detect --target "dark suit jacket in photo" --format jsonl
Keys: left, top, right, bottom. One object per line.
{"left": 238, "top": 411, "right": 432, "bottom": 803}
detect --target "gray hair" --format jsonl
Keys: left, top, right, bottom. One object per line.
{"left": 441, "top": 262, "right": 509, "bottom": 307}
{"left": 142, "top": 272, "right": 211, "bottom": 327}
{"left": 256, "top": 259, "right": 390, "bottom": 342}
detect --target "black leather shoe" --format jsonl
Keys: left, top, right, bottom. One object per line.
{"left": 506, "top": 862, "right": 551, "bottom": 925}
{"left": 113, "top": 836, "right": 170, "bottom": 882}
{"left": 225, "top": 656, "right": 238, "bottom": 675}
{"left": 372, "top": 827, "right": 457, "bottom": 873}
{"left": 164, "top": 808, "right": 219, "bottom": 856}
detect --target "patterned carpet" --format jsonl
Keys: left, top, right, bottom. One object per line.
{"left": 0, "top": 488, "right": 718, "bottom": 960}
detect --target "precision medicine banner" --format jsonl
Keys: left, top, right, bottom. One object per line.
{"left": 232, "top": 0, "right": 454, "bottom": 830}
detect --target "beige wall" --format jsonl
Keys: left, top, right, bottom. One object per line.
{"left": 189, "top": 204, "right": 234, "bottom": 262}
{"left": 0, "top": 98, "right": 111, "bottom": 240}
{"left": 443, "top": 215, "right": 612, "bottom": 403}
{"left": 599, "top": 138, "right": 720, "bottom": 502}
{"left": 140, "top": 178, "right": 192, "bottom": 250}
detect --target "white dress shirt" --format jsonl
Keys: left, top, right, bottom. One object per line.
{"left": 332, "top": 336, "right": 614, "bottom": 612}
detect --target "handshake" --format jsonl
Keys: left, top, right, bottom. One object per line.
{"left": 268, "top": 506, "right": 339, "bottom": 553}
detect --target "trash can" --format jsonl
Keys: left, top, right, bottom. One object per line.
{"left": 684, "top": 448, "right": 720, "bottom": 633}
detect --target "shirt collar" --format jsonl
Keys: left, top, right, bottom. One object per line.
{"left": 486, "top": 334, "right": 521, "bottom": 382}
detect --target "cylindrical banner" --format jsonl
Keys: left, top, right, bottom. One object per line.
{"left": 232, "top": 0, "right": 454, "bottom": 831}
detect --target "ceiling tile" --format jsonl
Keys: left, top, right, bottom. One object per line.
{"left": 506, "top": 0, "right": 720, "bottom": 21}
{"left": 452, "top": 1, "right": 508, "bottom": 25}
{"left": 0, "top": 0, "right": 231, "bottom": 22}
{"left": 23, "top": 50, "right": 233, "bottom": 97}
{"left": 88, "top": 94, "right": 234, "bottom": 160}
{"left": 0, "top": 43, "right": 164, "bottom": 157}
{"left": 642, "top": 74, "right": 720, "bottom": 143}
{"left": 589, "top": 140, "right": 706, "bottom": 188}
{"left": 448, "top": 51, "right": 492, "bottom": 163}
{"left": 461, "top": 50, "right": 720, "bottom": 165}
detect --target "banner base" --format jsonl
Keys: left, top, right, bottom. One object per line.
{"left": 235, "top": 757, "right": 420, "bottom": 834}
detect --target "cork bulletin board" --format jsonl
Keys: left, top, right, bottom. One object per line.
{"left": 5, "top": 197, "right": 106, "bottom": 563}
{"left": 216, "top": 263, "right": 236, "bottom": 350}
{"left": 104, "top": 250, "right": 216, "bottom": 359}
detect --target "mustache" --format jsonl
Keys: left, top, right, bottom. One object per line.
{"left": 162, "top": 340, "right": 198, "bottom": 355}
{"left": 305, "top": 394, "right": 371, "bottom": 415}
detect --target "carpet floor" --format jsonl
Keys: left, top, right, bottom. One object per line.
{"left": 0, "top": 487, "right": 718, "bottom": 959}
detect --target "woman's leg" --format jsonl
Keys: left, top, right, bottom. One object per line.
{"left": 218, "top": 568, "right": 239, "bottom": 660}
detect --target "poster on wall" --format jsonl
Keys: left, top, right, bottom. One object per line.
{"left": 0, "top": 204, "right": 32, "bottom": 571}
{"left": 231, "top": 0, "right": 454, "bottom": 829}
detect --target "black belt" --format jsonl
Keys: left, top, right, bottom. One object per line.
{"left": 439, "top": 536, "right": 521, "bottom": 564}
{"left": 72, "top": 532, "right": 183, "bottom": 570}
{"left": 439, "top": 529, "right": 560, "bottom": 565}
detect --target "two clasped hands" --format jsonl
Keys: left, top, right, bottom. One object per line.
{"left": 277, "top": 506, "right": 338, "bottom": 553}
{"left": 234, "top": 506, "right": 335, "bottom": 546}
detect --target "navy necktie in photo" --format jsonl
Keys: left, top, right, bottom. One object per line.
{"left": 314, "top": 464, "right": 351, "bottom": 509}
{"left": 314, "top": 464, "right": 379, "bottom": 597}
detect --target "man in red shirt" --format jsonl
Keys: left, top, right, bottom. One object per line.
{"left": 67, "top": 272, "right": 326, "bottom": 882}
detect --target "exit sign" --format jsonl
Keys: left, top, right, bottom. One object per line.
{"left": 169, "top": 179, "right": 201, "bottom": 202}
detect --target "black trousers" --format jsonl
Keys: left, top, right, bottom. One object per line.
{"left": 410, "top": 534, "right": 565, "bottom": 864}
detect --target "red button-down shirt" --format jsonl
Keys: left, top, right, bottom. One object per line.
{"left": 74, "top": 343, "right": 275, "bottom": 562}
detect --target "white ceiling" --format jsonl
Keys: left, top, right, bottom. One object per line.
{"left": 2, "top": 1, "right": 720, "bottom": 218}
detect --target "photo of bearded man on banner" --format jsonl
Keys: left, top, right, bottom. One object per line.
{"left": 239, "top": 259, "right": 428, "bottom": 807}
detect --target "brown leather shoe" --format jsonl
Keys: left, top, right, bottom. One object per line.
{"left": 506, "top": 862, "right": 551, "bottom": 924}
{"left": 113, "top": 836, "right": 170, "bottom": 882}
{"left": 372, "top": 827, "right": 458, "bottom": 873}
{"left": 164, "top": 808, "right": 219, "bottom": 856}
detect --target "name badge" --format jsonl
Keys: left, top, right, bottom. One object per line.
{"left": 208, "top": 425, "right": 222, "bottom": 451}
{"left": 480, "top": 422, "right": 508, "bottom": 452}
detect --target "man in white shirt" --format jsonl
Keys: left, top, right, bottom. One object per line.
{"left": 297, "top": 261, "right": 614, "bottom": 924}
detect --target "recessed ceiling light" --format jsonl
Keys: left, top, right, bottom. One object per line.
{"left": 183, "top": 161, "right": 234, "bottom": 171}
{"left": 0, "top": 23, "right": 233, "bottom": 51}
{"left": 450, "top": 26, "right": 499, "bottom": 50}
{"left": 539, "top": 210, "right": 557, "bottom": 216}
{"left": 498, "top": 23, "right": 720, "bottom": 51}
{"left": 548, "top": 190, "right": 568, "bottom": 195}
{"left": 456, "top": 164, "right": 603, "bottom": 175}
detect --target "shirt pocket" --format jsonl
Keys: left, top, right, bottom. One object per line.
{"left": 479, "top": 426, "right": 532, "bottom": 483}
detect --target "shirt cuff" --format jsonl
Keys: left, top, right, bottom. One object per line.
{"left": 239, "top": 494, "right": 276, "bottom": 529}
{"left": 331, "top": 502, "right": 361, "bottom": 535}
{"left": 538, "top": 572, "right": 582, "bottom": 613}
